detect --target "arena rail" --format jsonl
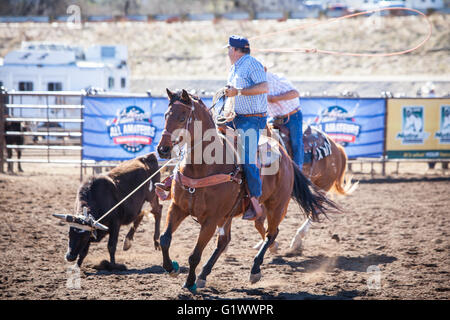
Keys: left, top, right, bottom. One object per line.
{"left": 0, "top": 89, "right": 88, "bottom": 178}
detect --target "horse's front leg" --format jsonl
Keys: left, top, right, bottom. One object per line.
{"left": 197, "top": 219, "right": 232, "bottom": 289}
{"left": 160, "top": 203, "right": 188, "bottom": 275}
{"left": 149, "top": 195, "right": 163, "bottom": 250}
{"left": 184, "top": 220, "right": 217, "bottom": 292}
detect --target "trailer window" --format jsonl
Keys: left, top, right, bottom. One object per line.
{"left": 48, "top": 82, "right": 62, "bottom": 91}
{"left": 18, "top": 81, "right": 33, "bottom": 91}
{"left": 108, "top": 77, "right": 115, "bottom": 89}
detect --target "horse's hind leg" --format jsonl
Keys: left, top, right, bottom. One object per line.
{"left": 123, "top": 211, "right": 145, "bottom": 251}
{"left": 289, "top": 218, "right": 312, "bottom": 255}
{"left": 250, "top": 227, "right": 279, "bottom": 284}
{"left": 197, "top": 219, "right": 233, "bottom": 288}
{"left": 250, "top": 204, "right": 287, "bottom": 284}
{"left": 252, "top": 211, "right": 266, "bottom": 250}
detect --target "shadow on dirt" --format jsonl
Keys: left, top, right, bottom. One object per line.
{"left": 269, "top": 253, "right": 397, "bottom": 272}
{"left": 84, "top": 264, "right": 189, "bottom": 276}
{"left": 177, "top": 287, "right": 366, "bottom": 300}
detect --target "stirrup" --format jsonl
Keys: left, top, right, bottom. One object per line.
{"left": 242, "top": 198, "right": 262, "bottom": 221}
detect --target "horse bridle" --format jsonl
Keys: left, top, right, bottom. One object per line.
{"left": 161, "top": 100, "right": 196, "bottom": 148}
{"left": 161, "top": 89, "right": 231, "bottom": 145}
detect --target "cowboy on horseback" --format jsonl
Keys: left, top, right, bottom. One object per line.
{"left": 265, "top": 68, "right": 304, "bottom": 171}
{"left": 223, "top": 35, "right": 268, "bottom": 221}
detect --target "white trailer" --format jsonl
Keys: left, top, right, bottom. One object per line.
{"left": 0, "top": 42, "right": 129, "bottom": 93}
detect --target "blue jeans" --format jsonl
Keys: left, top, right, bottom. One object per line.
{"left": 228, "top": 114, "right": 267, "bottom": 198}
{"left": 269, "top": 110, "right": 304, "bottom": 170}
{"left": 285, "top": 111, "right": 304, "bottom": 170}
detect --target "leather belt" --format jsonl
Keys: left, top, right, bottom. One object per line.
{"left": 238, "top": 112, "right": 267, "bottom": 118}
{"left": 275, "top": 108, "right": 299, "bottom": 119}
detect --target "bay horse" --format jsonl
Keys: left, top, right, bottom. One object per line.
{"left": 156, "top": 89, "right": 338, "bottom": 292}
{"left": 256, "top": 122, "right": 358, "bottom": 254}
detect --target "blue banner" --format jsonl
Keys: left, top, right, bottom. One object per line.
{"left": 301, "top": 98, "right": 386, "bottom": 159}
{"left": 82, "top": 95, "right": 215, "bottom": 161}
{"left": 83, "top": 96, "right": 168, "bottom": 161}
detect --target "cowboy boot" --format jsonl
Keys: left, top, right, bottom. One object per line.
{"left": 155, "top": 175, "right": 173, "bottom": 201}
{"left": 242, "top": 197, "right": 263, "bottom": 221}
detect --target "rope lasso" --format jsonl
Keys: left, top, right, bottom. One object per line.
{"left": 94, "top": 156, "right": 181, "bottom": 224}
{"left": 250, "top": 7, "right": 432, "bottom": 57}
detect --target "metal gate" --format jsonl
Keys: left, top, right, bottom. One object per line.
{"left": 0, "top": 88, "right": 86, "bottom": 177}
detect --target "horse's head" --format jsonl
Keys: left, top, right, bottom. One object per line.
{"left": 157, "top": 89, "right": 211, "bottom": 159}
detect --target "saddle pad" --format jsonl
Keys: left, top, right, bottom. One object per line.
{"left": 303, "top": 125, "right": 332, "bottom": 162}
{"left": 217, "top": 127, "right": 281, "bottom": 167}
{"left": 258, "top": 135, "right": 281, "bottom": 167}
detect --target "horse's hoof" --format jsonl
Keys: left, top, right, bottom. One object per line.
{"left": 123, "top": 238, "right": 132, "bottom": 251}
{"left": 196, "top": 278, "right": 207, "bottom": 289}
{"left": 269, "top": 241, "right": 279, "bottom": 254}
{"left": 249, "top": 272, "right": 262, "bottom": 284}
{"left": 184, "top": 282, "right": 197, "bottom": 293}
{"left": 169, "top": 261, "right": 180, "bottom": 277}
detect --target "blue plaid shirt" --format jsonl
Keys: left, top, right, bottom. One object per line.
{"left": 227, "top": 54, "right": 267, "bottom": 115}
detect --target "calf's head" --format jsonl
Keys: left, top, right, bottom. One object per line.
{"left": 53, "top": 207, "right": 108, "bottom": 264}
{"left": 66, "top": 226, "right": 91, "bottom": 262}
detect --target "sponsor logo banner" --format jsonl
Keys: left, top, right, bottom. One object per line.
{"left": 386, "top": 99, "right": 450, "bottom": 159}
{"left": 82, "top": 96, "right": 214, "bottom": 162}
{"left": 83, "top": 96, "right": 163, "bottom": 161}
{"left": 302, "top": 98, "right": 386, "bottom": 159}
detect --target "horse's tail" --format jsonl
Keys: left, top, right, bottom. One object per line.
{"left": 291, "top": 161, "right": 341, "bottom": 222}
{"left": 332, "top": 144, "right": 359, "bottom": 196}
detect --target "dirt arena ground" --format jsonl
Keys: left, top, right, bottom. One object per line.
{"left": 0, "top": 161, "right": 449, "bottom": 300}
